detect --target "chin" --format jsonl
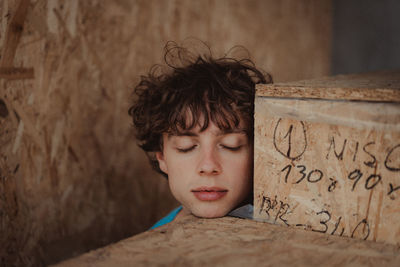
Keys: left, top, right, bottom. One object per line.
{"left": 191, "top": 205, "right": 231, "bottom": 218}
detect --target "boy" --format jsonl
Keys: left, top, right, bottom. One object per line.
{"left": 129, "top": 42, "right": 272, "bottom": 229}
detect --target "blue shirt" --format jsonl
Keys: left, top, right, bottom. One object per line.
{"left": 150, "top": 206, "right": 183, "bottom": 230}
{"left": 149, "top": 203, "right": 253, "bottom": 230}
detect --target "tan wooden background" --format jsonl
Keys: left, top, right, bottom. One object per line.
{"left": 0, "top": 0, "right": 332, "bottom": 265}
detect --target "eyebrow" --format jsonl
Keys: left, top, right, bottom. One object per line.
{"left": 168, "top": 128, "right": 248, "bottom": 138}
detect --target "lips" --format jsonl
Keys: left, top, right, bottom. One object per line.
{"left": 191, "top": 187, "right": 228, "bottom": 201}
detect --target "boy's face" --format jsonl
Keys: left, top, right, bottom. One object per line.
{"left": 156, "top": 120, "right": 252, "bottom": 218}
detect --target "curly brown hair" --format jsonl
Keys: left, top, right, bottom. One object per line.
{"left": 129, "top": 42, "right": 272, "bottom": 176}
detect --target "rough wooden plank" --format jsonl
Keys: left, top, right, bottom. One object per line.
{"left": 53, "top": 216, "right": 400, "bottom": 267}
{"left": 254, "top": 72, "right": 400, "bottom": 245}
{"left": 256, "top": 71, "right": 400, "bottom": 102}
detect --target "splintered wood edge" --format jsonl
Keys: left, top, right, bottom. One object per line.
{"left": 256, "top": 72, "right": 400, "bottom": 102}
{"left": 256, "top": 85, "right": 400, "bottom": 102}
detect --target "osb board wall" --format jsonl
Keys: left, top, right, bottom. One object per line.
{"left": 254, "top": 72, "right": 400, "bottom": 245}
{"left": 0, "top": 0, "right": 332, "bottom": 265}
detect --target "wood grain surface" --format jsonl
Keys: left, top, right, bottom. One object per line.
{"left": 254, "top": 72, "right": 400, "bottom": 245}
{"left": 256, "top": 71, "right": 400, "bottom": 102}
{"left": 53, "top": 216, "right": 400, "bottom": 267}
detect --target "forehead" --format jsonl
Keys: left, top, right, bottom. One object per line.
{"left": 169, "top": 106, "right": 251, "bottom": 134}
{"left": 170, "top": 112, "right": 249, "bottom": 134}
{"left": 168, "top": 125, "right": 248, "bottom": 138}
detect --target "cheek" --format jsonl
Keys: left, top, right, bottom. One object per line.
{"left": 164, "top": 157, "right": 193, "bottom": 193}
{"left": 237, "top": 158, "right": 253, "bottom": 197}
{"left": 228, "top": 151, "right": 253, "bottom": 186}
{"left": 165, "top": 155, "right": 194, "bottom": 177}
{"left": 238, "top": 148, "right": 253, "bottom": 173}
{"left": 167, "top": 172, "right": 185, "bottom": 199}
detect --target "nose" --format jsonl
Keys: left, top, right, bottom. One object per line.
{"left": 197, "top": 147, "right": 221, "bottom": 175}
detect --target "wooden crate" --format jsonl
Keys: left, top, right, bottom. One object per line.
{"left": 254, "top": 71, "right": 400, "bottom": 245}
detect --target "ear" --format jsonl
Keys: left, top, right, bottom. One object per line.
{"left": 156, "top": 151, "right": 168, "bottom": 174}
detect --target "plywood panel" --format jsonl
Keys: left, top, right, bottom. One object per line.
{"left": 254, "top": 72, "right": 400, "bottom": 245}
{"left": 0, "top": 0, "right": 332, "bottom": 265}
{"left": 256, "top": 71, "right": 400, "bottom": 102}
{"left": 53, "top": 216, "right": 400, "bottom": 267}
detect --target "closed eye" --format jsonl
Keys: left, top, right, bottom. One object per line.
{"left": 176, "top": 145, "right": 197, "bottom": 153}
{"left": 221, "top": 145, "right": 242, "bottom": 151}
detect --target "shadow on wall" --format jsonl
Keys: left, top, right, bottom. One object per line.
{"left": 332, "top": 0, "right": 400, "bottom": 74}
